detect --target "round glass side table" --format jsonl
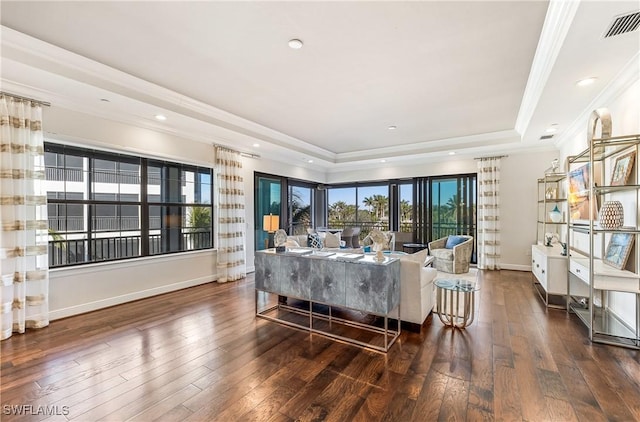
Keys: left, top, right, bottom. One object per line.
{"left": 434, "top": 278, "right": 479, "bottom": 328}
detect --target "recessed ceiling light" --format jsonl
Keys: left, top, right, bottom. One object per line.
{"left": 380, "top": 159, "right": 387, "bottom": 163}
{"left": 99, "top": 98, "right": 110, "bottom": 102}
{"left": 388, "top": 125, "right": 397, "bottom": 130}
{"left": 253, "top": 143, "right": 260, "bottom": 148}
{"left": 155, "top": 114, "right": 167, "bottom": 121}
{"left": 576, "top": 77, "right": 597, "bottom": 87}
{"left": 288, "top": 39, "right": 303, "bottom": 49}
{"left": 307, "top": 159, "right": 313, "bottom": 163}
{"left": 546, "top": 127, "right": 558, "bottom": 133}
{"left": 449, "top": 151, "right": 456, "bottom": 155}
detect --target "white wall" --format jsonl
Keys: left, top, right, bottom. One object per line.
{"left": 49, "top": 251, "right": 216, "bottom": 320}
{"left": 501, "top": 150, "right": 560, "bottom": 269}
{"left": 43, "top": 107, "right": 219, "bottom": 320}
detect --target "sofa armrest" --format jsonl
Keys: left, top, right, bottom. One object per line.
{"left": 428, "top": 237, "right": 447, "bottom": 250}
{"left": 452, "top": 238, "right": 473, "bottom": 272}
{"left": 400, "top": 260, "right": 437, "bottom": 325}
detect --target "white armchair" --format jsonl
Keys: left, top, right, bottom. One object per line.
{"left": 428, "top": 235, "right": 474, "bottom": 274}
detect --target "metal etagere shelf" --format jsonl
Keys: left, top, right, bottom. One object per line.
{"left": 566, "top": 109, "right": 640, "bottom": 349}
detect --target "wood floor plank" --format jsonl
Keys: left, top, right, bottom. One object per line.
{"left": 2, "top": 270, "right": 639, "bottom": 422}
{"left": 510, "top": 335, "right": 552, "bottom": 421}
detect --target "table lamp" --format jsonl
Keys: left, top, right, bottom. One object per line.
{"left": 263, "top": 213, "right": 279, "bottom": 248}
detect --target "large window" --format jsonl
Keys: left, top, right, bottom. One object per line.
{"left": 289, "top": 184, "right": 313, "bottom": 235}
{"left": 45, "top": 143, "right": 214, "bottom": 267}
{"left": 327, "top": 184, "right": 389, "bottom": 237}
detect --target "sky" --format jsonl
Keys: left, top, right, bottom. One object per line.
{"left": 327, "top": 182, "right": 458, "bottom": 207}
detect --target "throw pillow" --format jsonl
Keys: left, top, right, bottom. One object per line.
{"left": 445, "top": 235, "right": 467, "bottom": 249}
{"left": 284, "top": 239, "right": 300, "bottom": 248}
{"left": 324, "top": 231, "right": 341, "bottom": 248}
{"left": 307, "top": 233, "right": 323, "bottom": 249}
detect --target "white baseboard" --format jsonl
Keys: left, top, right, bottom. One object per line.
{"left": 499, "top": 264, "right": 531, "bottom": 272}
{"left": 49, "top": 275, "right": 217, "bottom": 321}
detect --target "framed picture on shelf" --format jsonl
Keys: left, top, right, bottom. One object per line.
{"left": 568, "top": 163, "right": 599, "bottom": 224}
{"left": 603, "top": 231, "right": 634, "bottom": 270}
{"left": 610, "top": 151, "right": 635, "bottom": 186}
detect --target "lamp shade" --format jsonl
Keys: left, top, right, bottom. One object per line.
{"left": 263, "top": 214, "right": 279, "bottom": 232}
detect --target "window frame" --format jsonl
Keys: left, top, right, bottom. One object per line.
{"left": 45, "top": 142, "right": 215, "bottom": 268}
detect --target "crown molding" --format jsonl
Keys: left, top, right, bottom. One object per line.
{"left": 515, "top": 0, "right": 580, "bottom": 136}
{"left": 334, "top": 129, "right": 521, "bottom": 163}
{"left": 1, "top": 25, "right": 337, "bottom": 162}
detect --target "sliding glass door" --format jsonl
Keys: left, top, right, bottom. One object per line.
{"left": 255, "top": 175, "right": 281, "bottom": 250}
{"left": 430, "top": 174, "right": 476, "bottom": 261}
{"left": 288, "top": 184, "right": 313, "bottom": 235}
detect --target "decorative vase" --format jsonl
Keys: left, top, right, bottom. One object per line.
{"left": 599, "top": 200, "right": 624, "bottom": 229}
{"left": 549, "top": 205, "right": 562, "bottom": 223}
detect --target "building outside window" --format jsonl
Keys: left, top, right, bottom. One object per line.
{"left": 45, "top": 143, "right": 214, "bottom": 267}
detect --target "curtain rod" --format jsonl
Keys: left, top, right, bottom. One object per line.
{"left": 213, "top": 143, "right": 260, "bottom": 159}
{"left": 0, "top": 91, "right": 51, "bottom": 107}
{"left": 474, "top": 155, "right": 508, "bottom": 160}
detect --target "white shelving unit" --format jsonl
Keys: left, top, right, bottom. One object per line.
{"left": 536, "top": 173, "right": 567, "bottom": 245}
{"left": 532, "top": 174, "right": 568, "bottom": 309}
{"left": 566, "top": 110, "right": 640, "bottom": 349}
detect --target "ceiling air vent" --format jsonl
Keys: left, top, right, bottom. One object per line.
{"left": 604, "top": 11, "right": 640, "bottom": 38}
{"left": 540, "top": 134, "right": 554, "bottom": 140}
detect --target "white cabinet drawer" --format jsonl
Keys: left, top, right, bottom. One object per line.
{"left": 569, "top": 258, "right": 589, "bottom": 283}
{"left": 531, "top": 248, "right": 547, "bottom": 286}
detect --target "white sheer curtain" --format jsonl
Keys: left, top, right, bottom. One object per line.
{"left": 215, "top": 146, "right": 246, "bottom": 282}
{"left": 0, "top": 94, "right": 49, "bottom": 340}
{"left": 477, "top": 157, "right": 501, "bottom": 270}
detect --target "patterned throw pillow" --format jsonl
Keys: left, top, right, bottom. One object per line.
{"left": 307, "top": 233, "right": 323, "bottom": 249}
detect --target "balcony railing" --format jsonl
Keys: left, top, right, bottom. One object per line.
{"left": 45, "top": 167, "right": 142, "bottom": 184}
{"left": 48, "top": 229, "right": 212, "bottom": 267}
{"left": 48, "top": 216, "right": 162, "bottom": 232}
{"left": 46, "top": 167, "right": 83, "bottom": 182}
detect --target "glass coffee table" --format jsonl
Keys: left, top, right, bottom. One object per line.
{"left": 434, "top": 278, "right": 479, "bottom": 328}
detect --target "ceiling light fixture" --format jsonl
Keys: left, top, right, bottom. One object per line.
{"left": 288, "top": 39, "right": 303, "bottom": 49}
{"left": 576, "top": 77, "right": 597, "bottom": 87}
{"left": 155, "top": 114, "right": 167, "bottom": 121}
{"left": 449, "top": 151, "right": 456, "bottom": 155}
{"left": 546, "top": 127, "right": 558, "bottom": 133}
{"left": 99, "top": 98, "right": 110, "bottom": 102}
{"left": 307, "top": 159, "right": 313, "bottom": 163}
{"left": 380, "top": 159, "right": 387, "bottom": 163}
{"left": 388, "top": 125, "right": 397, "bottom": 130}
{"left": 253, "top": 143, "right": 260, "bottom": 148}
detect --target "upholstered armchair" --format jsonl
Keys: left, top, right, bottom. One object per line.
{"left": 428, "top": 235, "right": 473, "bottom": 274}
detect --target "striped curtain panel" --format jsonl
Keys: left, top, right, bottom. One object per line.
{"left": 215, "top": 146, "right": 246, "bottom": 282}
{"left": 0, "top": 94, "right": 49, "bottom": 340}
{"left": 477, "top": 157, "right": 501, "bottom": 270}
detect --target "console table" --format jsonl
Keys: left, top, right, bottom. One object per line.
{"left": 254, "top": 249, "right": 401, "bottom": 352}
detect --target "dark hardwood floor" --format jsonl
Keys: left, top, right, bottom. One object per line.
{"left": 2, "top": 270, "right": 639, "bottom": 421}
